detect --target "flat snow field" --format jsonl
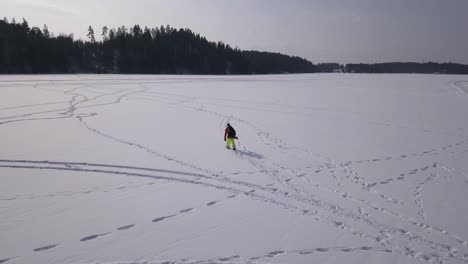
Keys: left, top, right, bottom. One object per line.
{"left": 1, "top": 74, "right": 468, "bottom": 264}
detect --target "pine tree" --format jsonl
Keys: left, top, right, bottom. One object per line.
{"left": 43, "top": 24, "right": 50, "bottom": 38}
{"left": 101, "top": 26, "right": 108, "bottom": 41}
{"left": 87, "top": 26, "right": 95, "bottom": 43}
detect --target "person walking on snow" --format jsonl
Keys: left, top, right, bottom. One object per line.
{"left": 224, "top": 123, "right": 237, "bottom": 150}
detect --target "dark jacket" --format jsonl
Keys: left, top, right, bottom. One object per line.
{"left": 224, "top": 125, "right": 236, "bottom": 140}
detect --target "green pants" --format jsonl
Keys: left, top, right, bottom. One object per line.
{"left": 226, "top": 138, "right": 236, "bottom": 149}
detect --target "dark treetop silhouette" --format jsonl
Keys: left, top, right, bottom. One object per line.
{"left": 0, "top": 18, "right": 315, "bottom": 74}
{"left": 1, "top": 18, "right": 467, "bottom": 74}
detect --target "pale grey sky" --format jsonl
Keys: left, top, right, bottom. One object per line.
{"left": 2, "top": 0, "right": 468, "bottom": 64}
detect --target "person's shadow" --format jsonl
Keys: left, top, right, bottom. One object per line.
{"left": 234, "top": 149, "right": 264, "bottom": 159}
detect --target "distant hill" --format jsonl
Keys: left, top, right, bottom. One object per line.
{"left": 0, "top": 18, "right": 315, "bottom": 74}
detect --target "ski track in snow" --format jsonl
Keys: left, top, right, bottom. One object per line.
{"left": 127, "top": 83, "right": 468, "bottom": 260}
{"left": 96, "top": 245, "right": 393, "bottom": 264}
{"left": 0, "top": 84, "right": 461, "bottom": 261}
{"left": 1, "top": 76, "right": 468, "bottom": 263}
{"left": 2, "top": 158, "right": 467, "bottom": 263}
{"left": 21, "top": 192, "right": 239, "bottom": 253}
{"left": 453, "top": 80, "right": 468, "bottom": 97}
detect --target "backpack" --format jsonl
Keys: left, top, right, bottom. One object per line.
{"left": 227, "top": 126, "right": 236, "bottom": 138}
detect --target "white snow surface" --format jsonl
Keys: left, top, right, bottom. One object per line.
{"left": 1, "top": 74, "right": 468, "bottom": 264}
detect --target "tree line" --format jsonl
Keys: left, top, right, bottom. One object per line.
{"left": 0, "top": 18, "right": 315, "bottom": 74}
{"left": 344, "top": 62, "right": 468, "bottom": 74}
{"left": 315, "top": 62, "right": 468, "bottom": 74}
{"left": 1, "top": 18, "right": 467, "bottom": 75}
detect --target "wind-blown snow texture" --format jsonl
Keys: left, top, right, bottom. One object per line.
{"left": 1, "top": 74, "right": 468, "bottom": 264}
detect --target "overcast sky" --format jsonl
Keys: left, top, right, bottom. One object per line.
{"left": 2, "top": 0, "right": 468, "bottom": 64}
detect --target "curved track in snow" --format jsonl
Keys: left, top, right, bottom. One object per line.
{"left": 1, "top": 75, "right": 468, "bottom": 264}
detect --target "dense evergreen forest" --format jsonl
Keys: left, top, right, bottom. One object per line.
{"left": 344, "top": 62, "right": 468, "bottom": 74}
{"left": 0, "top": 18, "right": 315, "bottom": 74}
{"left": 0, "top": 18, "right": 467, "bottom": 74}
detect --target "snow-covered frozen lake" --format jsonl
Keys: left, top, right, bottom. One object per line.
{"left": 1, "top": 74, "right": 468, "bottom": 264}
